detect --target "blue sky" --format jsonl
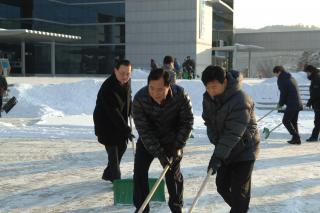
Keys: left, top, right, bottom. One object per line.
{"left": 234, "top": 0, "right": 320, "bottom": 29}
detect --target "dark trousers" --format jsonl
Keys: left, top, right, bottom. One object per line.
{"left": 216, "top": 160, "right": 255, "bottom": 213}
{"left": 133, "top": 142, "right": 184, "bottom": 213}
{"left": 0, "top": 95, "right": 2, "bottom": 117}
{"left": 282, "top": 110, "right": 300, "bottom": 138}
{"left": 311, "top": 110, "right": 320, "bottom": 139}
{"left": 103, "top": 141, "right": 127, "bottom": 180}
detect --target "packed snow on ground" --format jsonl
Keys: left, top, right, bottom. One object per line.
{"left": 0, "top": 71, "right": 319, "bottom": 212}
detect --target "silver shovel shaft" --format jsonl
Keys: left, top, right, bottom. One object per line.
{"left": 187, "top": 169, "right": 213, "bottom": 213}
{"left": 129, "top": 116, "right": 135, "bottom": 155}
{"left": 138, "top": 158, "right": 173, "bottom": 213}
{"left": 257, "top": 108, "right": 276, "bottom": 122}
{"left": 270, "top": 122, "right": 282, "bottom": 133}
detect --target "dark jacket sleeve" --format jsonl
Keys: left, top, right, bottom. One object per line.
{"left": 202, "top": 97, "right": 215, "bottom": 144}
{"left": 278, "top": 79, "right": 287, "bottom": 107}
{"left": 175, "top": 93, "right": 194, "bottom": 148}
{"left": 213, "top": 99, "right": 251, "bottom": 161}
{"left": 0, "top": 76, "right": 8, "bottom": 91}
{"left": 309, "top": 76, "right": 320, "bottom": 105}
{"left": 132, "top": 97, "right": 162, "bottom": 157}
{"left": 101, "top": 88, "right": 130, "bottom": 134}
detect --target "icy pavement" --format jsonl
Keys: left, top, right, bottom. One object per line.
{"left": 0, "top": 135, "right": 319, "bottom": 213}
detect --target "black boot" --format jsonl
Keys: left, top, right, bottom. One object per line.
{"left": 306, "top": 137, "right": 318, "bottom": 142}
{"left": 102, "top": 167, "right": 120, "bottom": 183}
{"left": 288, "top": 135, "right": 301, "bottom": 145}
{"left": 287, "top": 137, "right": 294, "bottom": 143}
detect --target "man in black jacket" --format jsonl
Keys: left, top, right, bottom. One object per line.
{"left": 201, "top": 66, "right": 260, "bottom": 213}
{"left": 132, "top": 68, "right": 193, "bottom": 213}
{"left": 273, "top": 66, "right": 303, "bottom": 145}
{"left": 304, "top": 65, "right": 320, "bottom": 142}
{"left": 0, "top": 75, "right": 8, "bottom": 117}
{"left": 93, "top": 59, "right": 133, "bottom": 182}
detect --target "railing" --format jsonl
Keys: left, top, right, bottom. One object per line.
{"left": 255, "top": 85, "right": 311, "bottom": 111}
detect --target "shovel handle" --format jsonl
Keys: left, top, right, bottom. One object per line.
{"left": 188, "top": 169, "right": 213, "bottom": 213}
{"left": 270, "top": 123, "right": 282, "bottom": 133}
{"left": 129, "top": 116, "right": 135, "bottom": 155}
{"left": 257, "top": 108, "right": 276, "bottom": 122}
{"left": 138, "top": 158, "right": 173, "bottom": 213}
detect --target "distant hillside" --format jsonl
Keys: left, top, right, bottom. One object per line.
{"left": 235, "top": 24, "right": 320, "bottom": 33}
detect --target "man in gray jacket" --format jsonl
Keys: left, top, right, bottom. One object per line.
{"left": 201, "top": 66, "right": 260, "bottom": 213}
{"left": 132, "top": 68, "right": 193, "bottom": 213}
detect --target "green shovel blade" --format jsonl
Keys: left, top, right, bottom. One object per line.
{"left": 263, "top": 127, "right": 271, "bottom": 139}
{"left": 113, "top": 178, "right": 165, "bottom": 205}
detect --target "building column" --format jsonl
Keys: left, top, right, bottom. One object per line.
{"left": 51, "top": 41, "right": 55, "bottom": 76}
{"left": 21, "top": 41, "right": 26, "bottom": 76}
{"left": 232, "top": 46, "right": 237, "bottom": 70}
{"left": 248, "top": 51, "right": 252, "bottom": 78}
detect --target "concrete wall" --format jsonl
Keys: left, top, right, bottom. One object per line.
{"left": 235, "top": 30, "right": 320, "bottom": 51}
{"left": 234, "top": 30, "right": 320, "bottom": 76}
{"left": 195, "top": 0, "right": 212, "bottom": 75}
{"left": 126, "top": 0, "right": 212, "bottom": 75}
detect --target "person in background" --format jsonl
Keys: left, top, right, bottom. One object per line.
{"left": 273, "top": 65, "right": 303, "bottom": 145}
{"left": 132, "top": 68, "right": 193, "bottom": 213}
{"left": 174, "top": 58, "right": 182, "bottom": 79}
{"left": 304, "top": 65, "right": 320, "bottom": 142}
{"left": 162, "top": 55, "right": 176, "bottom": 84}
{"left": 182, "top": 56, "right": 195, "bottom": 79}
{"left": 93, "top": 59, "right": 134, "bottom": 182}
{"left": 150, "top": 58, "right": 158, "bottom": 71}
{"left": 0, "top": 75, "right": 8, "bottom": 117}
{"left": 201, "top": 66, "right": 260, "bottom": 213}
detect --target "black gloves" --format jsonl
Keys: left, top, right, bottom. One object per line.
{"left": 127, "top": 132, "right": 135, "bottom": 142}
{"left": 306, "top": 100, "right": 312, "bottom": 108}
{"left": 125, "top": 126, "right": 135, "bottom": 142}
{"left": 158, "top": 152, "right": 171, "bottom": 168}
{"left": 207, "top": 155, "right": 222, "bottom": 175}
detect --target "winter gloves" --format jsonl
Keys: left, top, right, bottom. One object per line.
{"left": 306, "top": 99, "right": 312, "bottom": 108}
{"left": 207, "top": 155, "right": 222, "bottom": 175}
{"left": 158, "top": 152, "right": 171, "bottom": 168}
{"left": 277, "top": 103, "right": 285, "bottom": 113}
{"left": 158, "top": 148, "right": 182, "bottom": 168}
{"left": 125, "top": 126, "right": 135, "bottom": 142}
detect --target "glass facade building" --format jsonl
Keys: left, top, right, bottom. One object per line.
{"left": 212, "top": 0, "right": 234, "bottom": 70}
{"left": 0, "top": 0, "right": 125, "bottom": 75}
{"left": 0, "top": 0, "right": 233, "bottom": 75}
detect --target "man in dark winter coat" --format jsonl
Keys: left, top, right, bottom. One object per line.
{"left": 182, "top": 56, "right": 195, "bottom": 79}
{"left": 132, "top": 68, "right": 193, "bottom": 213}
{"left": 0, "top": 75, "right": 8, "bottom": 117}
{"left": 273, "top": 66, "right": 303, "bottom": 145}
{"left": 162, "top": 55, "right": 177, "bottom": 84}
{"left": 304, "top": 65, "right": 320, "bottom": 142}
{"left": 201, "top": 66, "right": 260, "bottom": 213}
{"left": 93, "top": 59, "right": 133, "bottom": 182}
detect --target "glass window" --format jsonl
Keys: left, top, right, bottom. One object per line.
{"left": 56, "top": 45, "right": 125, "bottom": 74}
{"left": 33, "top": 0, "right": 125, "bottom": 24}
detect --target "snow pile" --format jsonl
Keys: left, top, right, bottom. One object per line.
{"left": 131, "top": 68, "right": 149, "bottom": 79}
{"left": 0, "top": 72, "right": 311, "bottom": 138}
{"left": 7, "top": 80, "right": 101, "bottom": 118}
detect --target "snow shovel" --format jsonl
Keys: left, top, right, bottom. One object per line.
{"left": 129, "top": 116, "right": 135, "bottom": 155}
{"left": 2, "top": 96, "right": 17, "bottom": 113}
{"left": 187, "top": 169, "right": 213, "bottom": 213}
{"left": 138, "top": 157, "right": 174, "bottom": 213}
{"left": 263, "top": 123, "right": 282, "bottom": 139}
{"left": 113, "top": 133, "right": 165, "bottom": 205}
{"left": 257, "top": 108, "right": 276, "bottom": 122}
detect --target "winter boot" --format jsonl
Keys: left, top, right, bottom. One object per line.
{"left": 306, "top": 136, "right": 318, "bottom": 142}
{"left": 287, "top": 135, "right": 301, "bottom": 145}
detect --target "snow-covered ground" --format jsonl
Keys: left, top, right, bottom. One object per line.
{"left": 0, "top": 70, "right": 319, "bottom": 212}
